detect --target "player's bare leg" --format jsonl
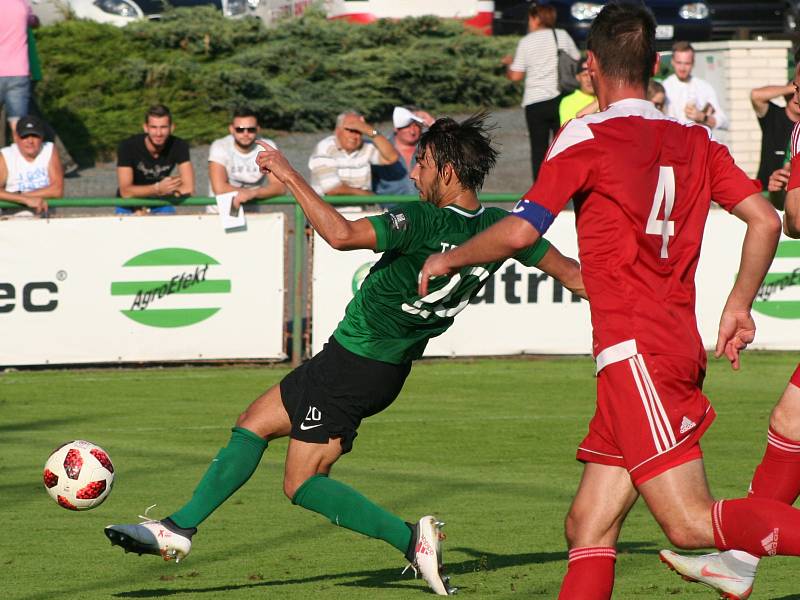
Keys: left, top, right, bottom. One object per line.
{"left": 558, "top": 463, "right": 639, "bottom": 599}
{"left": 661, "top": 378, "right": 800, "bottom": 599}
{"left": 105, "top": 384, "right": 290, "bottom": 561}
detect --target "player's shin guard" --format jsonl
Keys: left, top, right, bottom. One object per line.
{"left": 712, "top": 498, "right": 800, "bottom": 557}
{"left": 749, "top": 427, "right": 800, "bottom": 505}
{"left": 168, "top": 427, "right": 268, "bottom": 529}
{"left": 558, "top": 547, "right": 616, "bottom": 600}
{"left": 292, "top": 474, "right": 412, "bottom": 554}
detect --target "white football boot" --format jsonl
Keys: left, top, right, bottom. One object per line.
{"left": 403, "top": 515, "right": 456, "bottom": 595}
{"left": 105, "top": 509, "right": 192, "bottom": 563}
{"left": 659, "top": 550, "right": 755, "bottom": 600}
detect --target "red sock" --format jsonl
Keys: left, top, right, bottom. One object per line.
{"left": 712, "top": 498, "right": 800, "bottom": 556}
{"left": 558, "top": 547, "right": 616, "bottom": 599}
{"left": 749, "top": 427, "right": 800, "bottom": 504}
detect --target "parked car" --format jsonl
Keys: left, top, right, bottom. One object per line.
{"left": 65, "top": 0, "right": 259, "bottom": 26}
{"left": 493, "top": 0, "right": 712, "bottom": 46}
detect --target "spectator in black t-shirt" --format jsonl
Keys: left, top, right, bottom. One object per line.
{"left": 751, "top": 79, "right": 800, "bottom": 190}
{"left": 116, "top": 104, "right": 194, "bottom": 215}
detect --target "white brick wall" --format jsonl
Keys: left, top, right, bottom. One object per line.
{"left": 688, "top": 40, "right": 792, "bottom": 179}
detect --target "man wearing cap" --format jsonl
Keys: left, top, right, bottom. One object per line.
{"left": 309, "top": 110, "right": 398, "bottom": 196}
{"left": 558, "top": 58, "right": 597, "bottom": 125}
{"left": 372, "top": 106, "right": 435, "bottom": 197}
{"left": 0, "top": 115, "right": 63, "bottom": 216}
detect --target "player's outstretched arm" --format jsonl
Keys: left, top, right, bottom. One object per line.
{"left": 715, "top": 193, "right": 782, "bottom": 369}
{"left": 255, "top": 141, "right": 377, "bottom": 251}
{"left": 535, "top": 245, "right": 587, "bottom": 300}
{"left": 419, "top": 215, "right": 540, "bottom": 296}
{"left": 784, "top": 187, "right": 800, "bottom": 238}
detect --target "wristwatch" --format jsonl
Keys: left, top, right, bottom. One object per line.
{"left": 369, "top": 128, "right": 379, "bottom": 138}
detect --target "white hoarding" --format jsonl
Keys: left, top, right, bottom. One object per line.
{"left": 1, "top": 214, "right": 286, "bottom": 365}
{"left": 312, "top": 209, "right": 800, "bottom": 357}
{"left": 312, "top": 211, "right": 593, "bottom": 357}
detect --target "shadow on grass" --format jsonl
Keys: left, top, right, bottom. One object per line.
{"left": 113, "top": 541, "right": 658, "bottom": 597}
{"left": 0, "top": 418, "right": 91, "bottom": 436}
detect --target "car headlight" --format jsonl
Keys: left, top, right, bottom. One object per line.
{"left": 679, "top": 3, "right": 710, "bottom": 20}
{"left": 224, "top": 0, "right": 248, "bottom": 16}
{"left": 570, "top": 2, "right": 603, "bottom": 21}
{"left": 93, "top": 0, "right": 140, "bottom": 18}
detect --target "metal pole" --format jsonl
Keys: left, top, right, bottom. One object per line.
{"left": 292, "top": 202, "right": 305, "bottom": 367}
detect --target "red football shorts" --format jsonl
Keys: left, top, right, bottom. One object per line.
{"left": 791, "top": 364, "right": 800, "bottom": 388}
{"left": 788, "top": 154, "right": 800, "bottom": 192}
{"left": 576, "top": 353, "right": 716, "bottom": 487}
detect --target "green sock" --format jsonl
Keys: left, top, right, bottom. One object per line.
{"left": 169, "top": 426, "right": 268, "bottom": 529}
{"left": 292, "top": 474, "right": 412, "bottom": 555}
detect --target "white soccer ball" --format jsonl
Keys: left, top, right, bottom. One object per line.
{"left": 43, "top": 440, "right": 115, "bottom": 511}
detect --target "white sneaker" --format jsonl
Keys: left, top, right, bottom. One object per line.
{"left": 105, "top": 519, "right": 192, "bottom": 563}
{"left": 403, "top": 515, "right": 456, "bottom": 595}
{"left": 659, "top": 550, "right": 754, "bottom": 600}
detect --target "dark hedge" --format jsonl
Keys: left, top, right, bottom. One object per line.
{"left": 33, "top": 8, "right": 520, "bottom": 164}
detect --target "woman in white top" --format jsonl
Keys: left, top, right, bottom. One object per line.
{"left": 505, "top": 3, "right": 579, "bottom": 180}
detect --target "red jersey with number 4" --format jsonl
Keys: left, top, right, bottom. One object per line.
{"left": 513, "top": 98, "right": 758, "bottom": 371}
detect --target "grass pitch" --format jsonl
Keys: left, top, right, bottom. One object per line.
{"left": 2, "top": 353, "right": 799, "bottom": 600}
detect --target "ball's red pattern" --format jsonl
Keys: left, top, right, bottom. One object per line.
{"left": 90, "top": 448, "right": 114, "bottom": 473}
{"left": 76, "top": 480, "right": 107, "bottom": 500}
{"left": 57, "top": 495, "right": 79, "bottom": 510}
{"left": 43, "top": 469, "right": 59, "bottom": 488}
{"left": 63, "top": 448, "right": 83, "bottom": 480}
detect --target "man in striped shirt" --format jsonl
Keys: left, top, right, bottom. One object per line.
{"left": 309, "top": 111, "right": 398, "bottom": 196}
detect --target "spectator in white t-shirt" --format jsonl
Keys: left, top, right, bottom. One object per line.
{"left": 0, "top": 115, "right": 62, "bottom": 216}
{"left": 663, "top": 41, "right": 728, "bottom": 131}
{"left": 503, "top": 2, "right": 579, "bottom": 180}
{"left": 208, "top": 108, "right": 286, "bottom": 213}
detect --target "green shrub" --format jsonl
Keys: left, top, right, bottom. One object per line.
{"left": 34, "top": 8, "right": 520, "bottom": 164}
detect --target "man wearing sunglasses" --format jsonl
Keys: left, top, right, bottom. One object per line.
{"left": 207, "top": 107, "right": 286, "bottom": 213}
{"left": 309, "top": 110, "right": 398, "bottom": 197}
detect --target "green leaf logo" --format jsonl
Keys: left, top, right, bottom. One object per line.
{"left": 111, "top": 248, "right": 231, "bottom": 328}
{"left": 753, "top": 240, "right": 800, "bottom": 319}
{"left": 351, "top": 262, "right": 376, "bottom": 296}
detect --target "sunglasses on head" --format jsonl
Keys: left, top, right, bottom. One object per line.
{"left": 234, "top": 126, "right": 257, "bottom": 133}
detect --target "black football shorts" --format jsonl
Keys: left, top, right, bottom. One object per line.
{"left": 279, "top": 336, "right": 411, "bottom": 454}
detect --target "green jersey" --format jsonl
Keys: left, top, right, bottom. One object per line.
{"left": 332, "top": 202, "right": 551, "bottom": 364}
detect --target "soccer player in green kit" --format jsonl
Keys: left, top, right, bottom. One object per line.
{"left": 104, "top": 114, "right": 584, "bottom": 595}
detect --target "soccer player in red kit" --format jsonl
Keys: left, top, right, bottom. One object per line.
{"left": 418, "top": 3, "right": 800, "bottom": 599}
{"left": 659, "top": 115, "right": 800, "bottom": 598}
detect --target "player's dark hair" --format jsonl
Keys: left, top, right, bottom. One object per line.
{"left": 587, "top": 2, "right": 657, "bottom": 88}
{"left": 417, "top": 112, "right": 498, "bottom": 193}
{"left": 145, "top": 104, "right": 172, "bottom": 124}
{"left": 232, "top": 107, "right": 258, "bottom": 122}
